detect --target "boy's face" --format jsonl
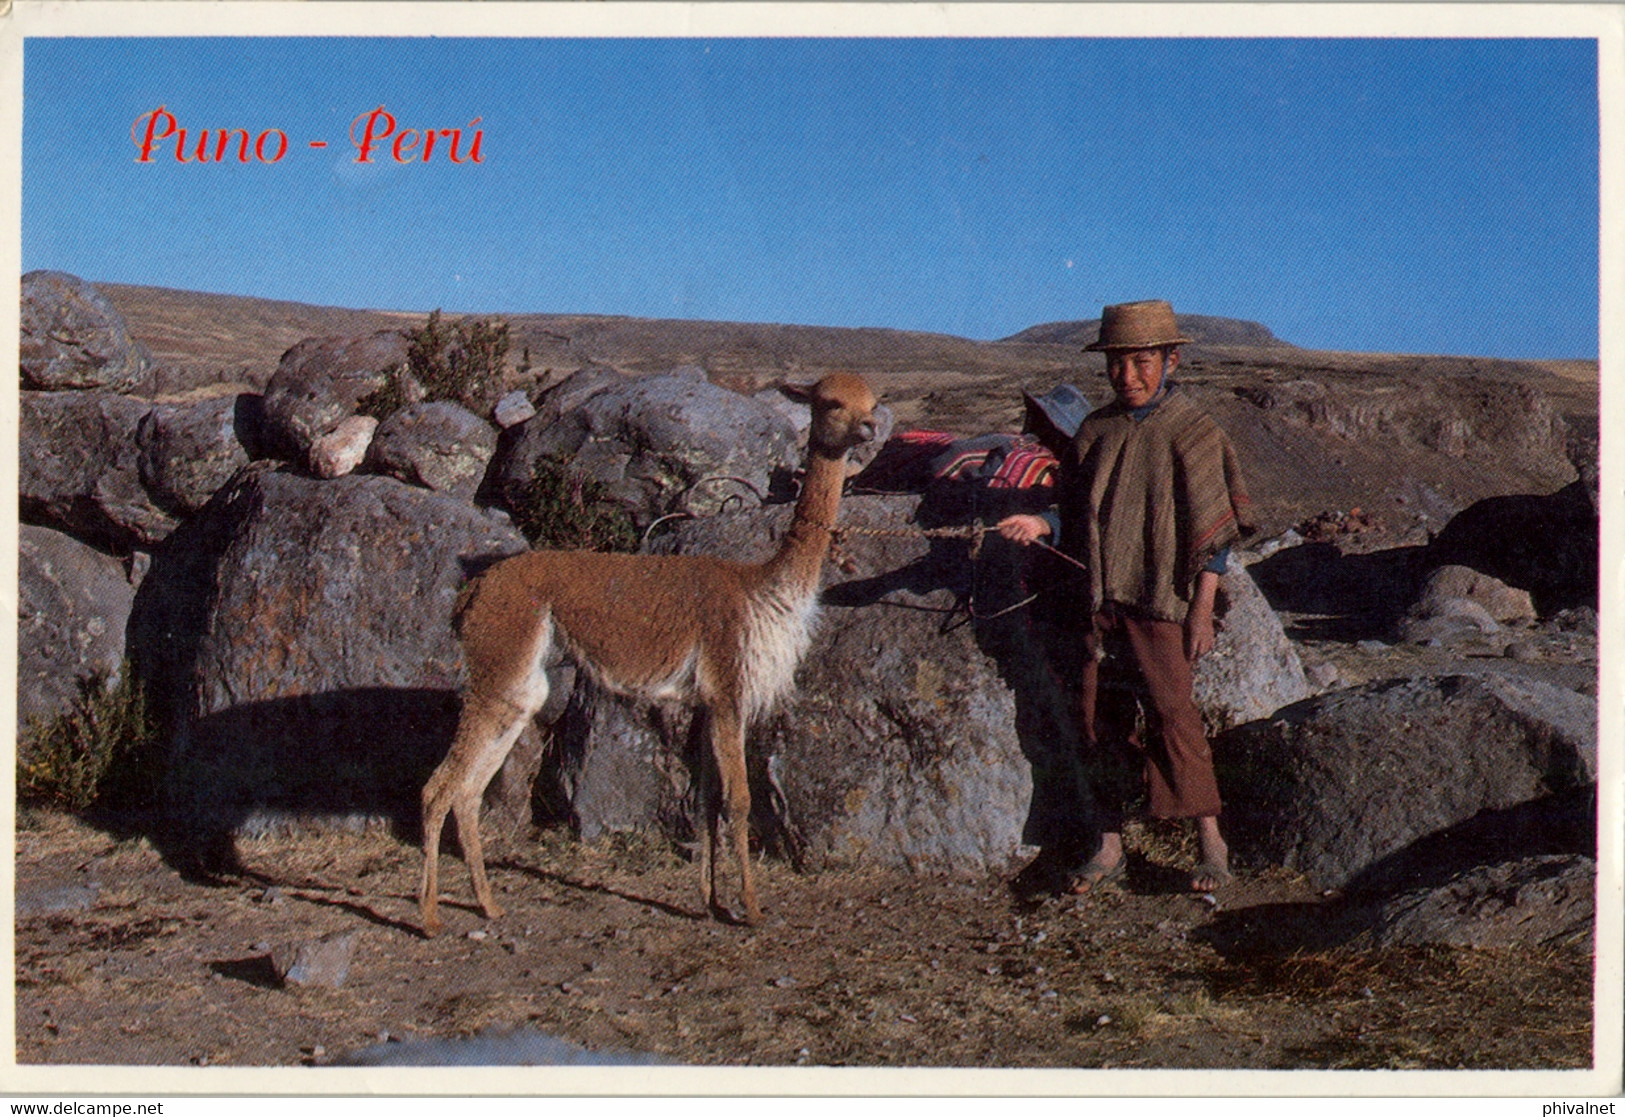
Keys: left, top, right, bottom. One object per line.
{"left": 1106, "top": 346, "right": 1178, "bottom": 408}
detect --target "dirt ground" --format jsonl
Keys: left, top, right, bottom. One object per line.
{"left": 15, "top": 805, "right": 1593, "bottom": 1073}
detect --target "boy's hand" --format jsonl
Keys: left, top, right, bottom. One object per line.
{"left": 1184, "top": 612, "right": 1216, "bottom": 660}
{"left": 996, "top": 514, "right": 1051, "bottom": 546}
{"left": 1185, "top": 569, "right": 1222, "bottom": 660}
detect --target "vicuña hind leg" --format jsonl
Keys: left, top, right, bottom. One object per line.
{"left": 709, "top": 706, "right": 762, "bottom": 925}
{"left": 690, "top": 709, "right": 725, "bottom": 920}
{"left": 419, "top": 687, "right": 545, "bottom": 937}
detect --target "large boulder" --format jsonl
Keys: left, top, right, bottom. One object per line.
{"left": 21, "top": 390, "right": 176, "bottom": 550}
{"left": 1426, "top": 482, "right": 1597, "bottom": 615}
{"left": 366, "top": 401, "right": 498, "bottom": 502}
{"left": 660, "top": 492, "right": 1047, "bottom": 871}
{"left": 492, "top": 366, "right": 800, "bottom": 528}
{"left": 1194, "top": 552, "right": 1311, "bottom": 730}
{"left": 1216, "top": 673, "right": 1597, "bottom": 890}
{"left": 136, "top": 394, "right": 260, "bottom": 515}
{"left": 18, "top": 525, "right": 139, "bottom": 732}
{"left": 127, "top": 464, "right": 531, "bottom": 857}
{"left": 260, "top": 331, "right": 408, "bottom": 466}
{"left": 20, "top": 271, "right": 152, "bottom": 393}
{"left": 530, "top": 492, "right": 1310, "bottom": 871}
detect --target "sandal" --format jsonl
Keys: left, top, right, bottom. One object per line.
{"left": 1066, "top": 857, "right": 1127, "bottom": 895}
{"left": 1190, "top": 862, "right": 1234, "bottom": 893}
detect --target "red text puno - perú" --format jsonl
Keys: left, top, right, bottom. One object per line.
{"left": 131, "top": 106, "right": 484, "bottom": 165}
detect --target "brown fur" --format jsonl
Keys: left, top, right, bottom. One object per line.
{"left": 420, "top": 373, "right": 877, "bottom": 935}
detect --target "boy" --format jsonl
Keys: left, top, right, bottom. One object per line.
{"left": 998, "top": 300, "right": 1253, "bottom": 894}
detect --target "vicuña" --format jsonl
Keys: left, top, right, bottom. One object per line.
{"left": 419, "top": 372, "right": 878, "bottom": 935}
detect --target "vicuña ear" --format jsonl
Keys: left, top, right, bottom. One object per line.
{"left": 779, "top": 381, "right": 815, "bottom": 404}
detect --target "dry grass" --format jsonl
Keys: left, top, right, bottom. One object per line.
{"left": 14, "top": 812, "right": 1596, "bottom": 1070}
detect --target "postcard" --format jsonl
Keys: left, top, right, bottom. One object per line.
{"left": 2, "top": 1, "right": 1619, "bottom": 1104}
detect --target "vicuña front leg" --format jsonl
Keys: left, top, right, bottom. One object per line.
{"left": 709, "top": 705, "right": 762, "bottom": 925}
{"left": 420, "top": 688, "right": 543, "bottom": 937}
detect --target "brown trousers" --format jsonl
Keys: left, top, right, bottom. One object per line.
{"left": 1078, "top": 611, "right": 1222, "bottom": 827}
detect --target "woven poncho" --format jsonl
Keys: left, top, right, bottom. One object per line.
{"left": 1058, "top": 386, "right": 1254, "bottom": 624}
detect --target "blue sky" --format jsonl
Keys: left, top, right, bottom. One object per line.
{"left": 22, "top": 35, "right": 1600, "bottom": 359}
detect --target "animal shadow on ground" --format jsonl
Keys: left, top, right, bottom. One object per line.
{"left": 95, "top": 687, "right": 460, "bottom": 885}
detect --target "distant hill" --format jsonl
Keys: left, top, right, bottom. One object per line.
{"left": 1004, "top": 315, "right": 1294, "bottom": 348}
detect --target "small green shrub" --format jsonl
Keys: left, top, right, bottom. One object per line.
{"left": 504, "top": 457, "right": 639, "bottom": 553}
{"left": 358, "top": 309, "right": 512, "bottom": 420}
{"left": 18, "top": 665, "right": 161, "bottom": 814}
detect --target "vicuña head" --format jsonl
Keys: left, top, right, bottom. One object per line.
{"left": 419, "top": 372, "right": 878, "bottom": 935}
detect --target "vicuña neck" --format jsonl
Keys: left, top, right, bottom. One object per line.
{"left": 766, "top": 447, "right": 848, "bottom": 588}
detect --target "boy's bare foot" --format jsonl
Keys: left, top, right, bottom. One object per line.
{"left": 1192, "top": 816, "right": 1231, "bottom": 893}
{"left": 1067, "top": 832, "right": 1126, "bottom": 895}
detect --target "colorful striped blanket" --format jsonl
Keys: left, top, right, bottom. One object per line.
{"left": 874, "top": 429, "right": 1059, "bottom": 490}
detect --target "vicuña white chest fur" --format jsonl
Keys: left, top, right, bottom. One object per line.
{"left": 737, "top": 581, "right": 821, "bottom": 720}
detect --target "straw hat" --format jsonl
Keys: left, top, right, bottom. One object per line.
{"left": 1085, "top": 300, "right": 1193, "bottom": 351}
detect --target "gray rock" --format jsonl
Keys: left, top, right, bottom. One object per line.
{"left": 1247, "top": 529, "right": 1305, "bottom": 560}
{"left": 1217, "top": 673, "right": 1597, "bottom": 890}
{"left": 1395, "top": 597, "right": 1502, "bottom": 645}
{"left": 136, "top": 394, "right": 258, "bottom": 514}
{"left": 20, "top": 271, "right": 152, "bottom": 393}
{"left": 532, "top": 364, "right": 627, "bottom": 425}
{"left": 129, "top": 465, "right": 531, "bottom": 844}
{"left": 15, "top": 883, "right": 101, "bottom": 918}
{"left": 1372, "top": 854, "right": 1595, "bottom": 949}
{"left": 1410, "top": 564, "right": 1536, "bottom": 624}
{"left": 492, "top": 390, "right": 537, "bottom": 429}
{"left": 366, "top": 401, "right": 498, "bottom": 501}
{"left": 1192, "top": 553, "right": 1311, "bottom": 731}
{"left": 18, "top": 525, "right": 137, "bottom": 732}
{"left": 1304, "top": 661, "right": 1341, "bottom": 691}
{"left": 21, "top": 390, "right": 177, "bottom": 550}
{"left": 274, "top": 930, "right": 359, "bottom": 988}
{"left": 260, "top": 331, "right": 407, "bottom": 463}
{"left": 493, "top": 368, "right": 799, "bottom": 528}
{"left": 550, "top": 691, "right": 690, "bottom": 842}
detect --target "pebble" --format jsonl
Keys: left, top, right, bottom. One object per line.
{"left": 273, "top": 930, "right": 359, "bottom": 989}
{"left": 493, "top": 391, "right": 538, "bottom": 429}
{"left": 1506, "top": 641, "right": 1542, "bottom": 663}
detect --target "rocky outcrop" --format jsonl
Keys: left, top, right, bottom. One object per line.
{"left": 1217, "top": 673, "right": 1596, "bottom": 890}
{"left": 18, "top": 526, "right": 140, "bottom": 732}
{"left": 20, "top": 270, "right": 152, "bottom": 393}
{"left": 1426, "top": 482, "right": 1597, "bottom": 615}
{"left": 128, "top": 465, "right": 530, "bottom": 856}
